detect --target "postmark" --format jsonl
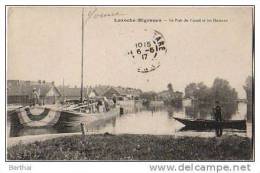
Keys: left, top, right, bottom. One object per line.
{"left": 128, "top": 29, "right": 167, "bottom": 73}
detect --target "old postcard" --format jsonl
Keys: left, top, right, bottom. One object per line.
{"left": 6, "top": 6, "right": 254, "bottom": 162}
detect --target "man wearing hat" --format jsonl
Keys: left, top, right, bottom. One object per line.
{"left": 214, "top": 101, "right": 222, "bottom": 122}
{"left": 213, "top": 100, "right": 223, "bottom": 137}
{"left": 32, "top": 88, "right": 39, "bottom": 106}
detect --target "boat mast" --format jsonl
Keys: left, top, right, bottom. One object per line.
{"left": 80, "top": 8, "right": 84, "bottom": 102}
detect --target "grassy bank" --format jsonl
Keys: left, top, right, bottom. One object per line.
{"left": 7, "top": 134, "right": 252, "bottom": 160}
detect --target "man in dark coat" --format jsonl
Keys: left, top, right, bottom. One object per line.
{"left": 214, "top": 101, "right": 222, "bottom": 122}
{"left": 214, "top": 101, "right": 223, "bottom": 137}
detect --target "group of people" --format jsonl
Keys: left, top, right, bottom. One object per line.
{"left": 82, "top": 97, "right": 116, "bottom": 113}
{"left": 64, "top": 96, "right": 117, "bottom": 114}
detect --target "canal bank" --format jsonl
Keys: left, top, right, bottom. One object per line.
{"left": 7, "top": 134, "right": 252, "bottom": 160}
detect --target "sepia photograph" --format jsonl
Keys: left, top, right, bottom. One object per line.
{"left": 6, "top": 6, "right": 254, "bottom": 161}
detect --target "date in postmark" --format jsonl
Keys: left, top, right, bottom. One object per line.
{"left": 128, "top": 29, "right": 167, "bottom": 73}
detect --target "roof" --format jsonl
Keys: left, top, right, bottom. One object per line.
{"left": 56, "top": 85, "right": 143, "bottom": 97}
{"left": 158, "top": 90, "right": 171, "bottom": 97}
{"left": 112, "top": 87, "right": 128, "bottom": 95}
{"left": 115, "top": 87, "right": 142, "bottom": 96}
{"left": 105, "top": 87, "right": 142, "bottom": 96}
{"left": 61, "top": 87, "right": 82, "bottom": 97}
{"left": 7, "top": 80, "right": 60, "bottom": 97}
{"left": 158, "top": 90, "right": 183, "bottom": 98}
{"left": 158, "top": 90, "right": 169, "bottom": 95}
{"left": 86, "top": 87, "right": 98, "bottom": 97}
{"left": 59, "top": 86, "right": 94, "bottom": 97}
{"left": 46, "top": 86, "right": 62, "bottom": 97}
{"left": 93, "top": 86, "right": 111, "bottom": 96}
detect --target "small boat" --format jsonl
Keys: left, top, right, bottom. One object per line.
{"left": 173, "top": 117, "right": 246, "bottom": 130}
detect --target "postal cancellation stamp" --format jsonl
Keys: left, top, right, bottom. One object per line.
{"left": 127, "top": 29, "right": 167, "bottom": 73}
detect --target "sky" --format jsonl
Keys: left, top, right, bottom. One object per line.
{"left": 7, "top": 6, "right": 253, "bottom": 98}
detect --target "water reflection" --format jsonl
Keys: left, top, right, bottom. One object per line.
{"left": 183, "top": 103, "right": 239, "bottom": 120}
{"left": 8, "top": 102, "right": 251, "bottom": 138}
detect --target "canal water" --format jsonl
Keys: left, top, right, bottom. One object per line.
{"left": 7, "top": 102, "right": 252, "bottom": 138}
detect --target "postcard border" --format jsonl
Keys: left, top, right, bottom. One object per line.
{"left": 5, "top": 5, "right": 256, "bottom": 162}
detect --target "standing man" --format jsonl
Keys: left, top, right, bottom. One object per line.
{"left": 214, "top": 101, "right": 222, "bottom": 122}
{"left": 112, "top": 94, "right": 117, "bottom": 105}
{"left": 32, "top": 88, "right": 39, "bottom": 106}
{"left": 213, "top": 101, "right": 223, "bottom": 137}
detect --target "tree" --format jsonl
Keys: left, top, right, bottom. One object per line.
{"left": 184, "top": 82, "right": 210, "bottom": 102}
{"left": 243, "top": 76, "right": 252, "bottom": 102}
{"left": 184, "top": 78, "right": 238, "bottom": 104}
{"left": 184, "top": 78, "right": 238, "bottom": 119}
{"left": 243, "top": 76, "right": 253, "bottom": 122}
{"left": 184, "top": 83, "right": 197, "bottom": 98}
{"left": 140, "top": 91, "right": 158, "bottom": 101}
{"left": 196, "top": 82, "right": 211, "bottom": 103}
{"left": 167, "top": 83, "right": 174, "bottom": 97}
{"left": 211, "top": 78, "right": 238, "bottom": 103}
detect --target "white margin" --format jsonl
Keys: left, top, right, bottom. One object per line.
{"left": 0, "top": 0, "right": 258, "bottom": 173}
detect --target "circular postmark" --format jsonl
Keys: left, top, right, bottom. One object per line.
{"left": 128, "top": 29, "right": 167, "bottom": 73}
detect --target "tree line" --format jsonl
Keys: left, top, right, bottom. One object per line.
{"left": 185, "top": 78, "right": 238, "bottom": 105}
{"left": 139, "top": 76, "right": 252, "bottom": 106}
